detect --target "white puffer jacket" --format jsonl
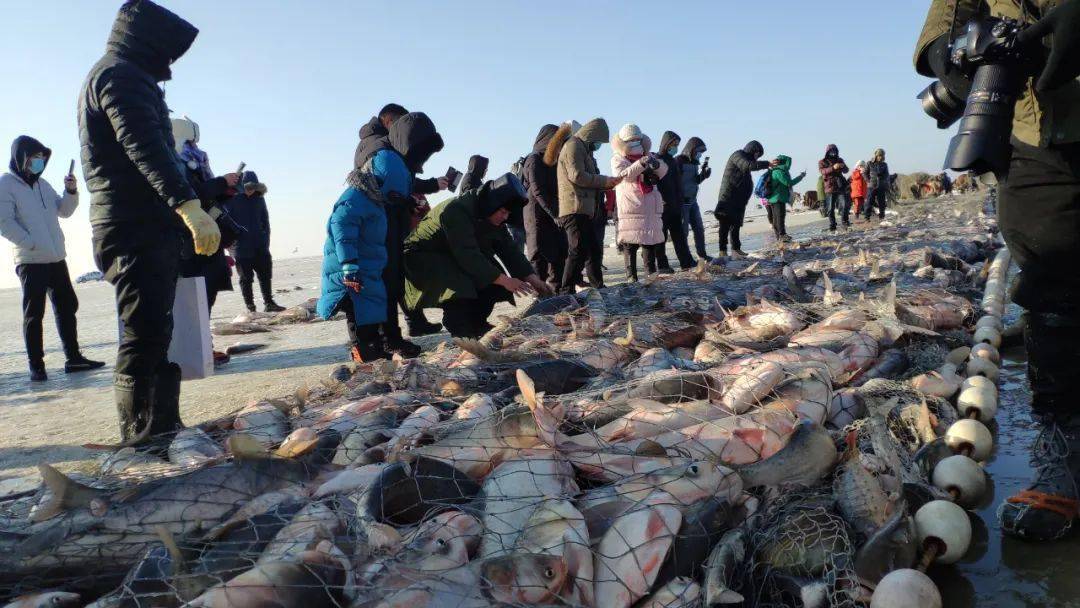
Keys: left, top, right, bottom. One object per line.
{"left": 0, "top": 172, "right": 78, "bottom": 265}
{"left": 611, "top": 133, "right": 666, "bottom": 246}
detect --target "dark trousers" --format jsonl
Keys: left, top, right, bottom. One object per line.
{"left": 441, "top": 284, "right": 502, "bottom": 339}
{"left": 864, "top": 186, "right": 887, "bottom": 219}
{"left": 236, "top": 252, "right": 273, "bottom": 306}
{"left": 681, "top": 202, "right": 708, "bottom": 259}
{"left": 999, "top": 141, "right": 1080, "bottom": 415}
{"left": 93, "top": 222, "right": 181, "bottom": 378}
{"left": 825, "top": 192, "right": 851, "bottom": 229}
{"left": 623, "top": 243, "right": 659, "bottom": 280}
{"left": 338, "top": 296, "right": 379, "bottom": 346}
{"left": 559, "top": 214, "right": 603, "bottom": 294}
{"left": 16, "top": 261, "right": 80, "bottom": 367}
{"left": 531, "top": 249, "right": 566, "bottom": 290}
{"left": 660, "top": 209, "right": 696, "bottom": 269}
{"left": 770, "top": 202, "right": 788, "bottom": 238}
{"left": 716, "top": 214, "right": 742, "bottom": 252}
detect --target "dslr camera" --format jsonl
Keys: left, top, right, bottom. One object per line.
{"left": 641, "top": 155, "right": 662, "bottom": 186}
{"left": 918, "top": 17, "right": 1044, "bottom": 178}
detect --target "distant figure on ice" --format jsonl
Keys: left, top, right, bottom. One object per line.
{"left": 676, "top": 137, "right": 712, "bottom": 261}
{"left": 226, "top": 171, "right": 285, "bottom": 313}
{"left": 610, "top": 124, "right": 666, "bottom": 283}
{"left": 863, "top": 148, "right": 890, "bottom": 221}
{"left": 764, "top": 155, "right": 806, "bottom": 241}
{"left": 522, "top": 124, "right": 568, "bottom": 292}
{"left": 654, "top": 130, "right": 696, "bottom": 271}
{"left": 818, "top": 144, "right": 851, "bottom": 231}
{"left": 714, "top": 140, "right": 774, "bottom": 258}
{"left": 0, "top": 136, "right": 104, "bottom": 382}
{"left": 850, "top": 160, "right": 867, "bottom": 218}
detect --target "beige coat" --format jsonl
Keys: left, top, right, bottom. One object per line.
{"left": 557, "top": 118, "right": 611, "bottom": 218}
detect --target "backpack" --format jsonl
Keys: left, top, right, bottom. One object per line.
{"left": 754, "top": 171, "right": 774, "bottom": 199}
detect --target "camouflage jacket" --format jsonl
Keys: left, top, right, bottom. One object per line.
{"left": 915, "top": 0, "right": 1080, "bottom": 147}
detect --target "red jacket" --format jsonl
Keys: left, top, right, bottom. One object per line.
{"left": 850, "top": 168, "right": 866, "bottom": 198}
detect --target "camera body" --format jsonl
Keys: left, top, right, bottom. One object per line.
{"left": 918, "top": 17, "right": 1041, "bottom": 178}
{"left": 641, "top": 155, "right": 662, "bottom": 186}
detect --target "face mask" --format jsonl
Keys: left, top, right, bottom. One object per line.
{"left": 591, "top": 141, "right": 602, "bottom": 152}
{"left": 628, "top": 142, "right": 644, "bottom": 155}
{"left": 28, "top": 157, "right": 46, "bottom": 175}
{"left": 668, "top": 146, "right": 678, "bottom": 156}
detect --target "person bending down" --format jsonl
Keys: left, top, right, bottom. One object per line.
{"left": 404, "top": 174, "right": 552, "bottom": 339}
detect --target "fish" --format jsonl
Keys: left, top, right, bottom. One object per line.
{"left": 257, "top": 500, "right": 342, "bottom": 563}
{"left": 384, "top": 404, "right": 443, "bottom": 456}
{"left": 476, "top": 454, "right": 578, "bottom": 559}
{"left": 737, "top": 421, "right": 838, "bottom": 488}
{"left": 211, "top": 322, "right": 270, "bottom": 336}
{"left": 514, "top": 498, "right": 594, "bottom": 606}
{"left": 834, "top": 438, "right": 895, "bottom": 538}
{"left": 637, "top": 577, "right": 702, "bottom": 608}
{"left": 1, "top": 592, "right": 81, "bottom": 608}
{"left": 167, "top": 427, "right": 225, "bottom": 467}
{"left": 606, "top": 370, "right": 721, "bottom": 405}
{"left": 232, "top": 402, "right": 289, "bottom": 448}
{"left": 187, "top": 548, "right": 346, "bottom": 608}
{"left": 654, "top": 496, "right": 734, "bottom": 589}
{"left": 910, "top": 362, "right": 962, "bottom": 398}
{"left": 202, "top": 486, "right": 308, "bottom": 541}
{"left": 331, "top": 407, "right": 398, "bottom": 465}
{"left": 223, "top": 342, "right": 266, "bottom": 356}
{"left": 757, "top": 503, "right": 847, "bottom": 577}
{"left": 854, "top": 509, "right": 917, "bottom": 588}
{"left": 592, "top": 491, "right": 684, "bottom": 608}
{"left": 454, "top": 393, "right": 496, "bottom": 421}
{"left": 827, "top": 388, "right": 866, "bottom": 429}
{"left": 703, "top": 529, "right": 746, "bottom": 606}
{"left": 522, "top": 293, "right": 580, "bottom": 318}
{"left": 479, "top": 552, "right": 570, "bottom": 605}
{"left": 851, "top": 348, "right": 909, "bottom": 387}
{"left": 99, "top": 447, "right": 167, "bottom": 477}
{"left": 717, "top": 360, "right": 785, "bottom": 414}
{"left": 364, "top": 456, "right": 481, "bottom": 526}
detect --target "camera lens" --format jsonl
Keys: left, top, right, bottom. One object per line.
{"left": 918, "top": 81, "right": 966, "bottom": 129}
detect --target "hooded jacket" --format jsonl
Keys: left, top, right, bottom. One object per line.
{"left": 610, "top": 133, "right": 666, "bottom": 246}
{"left": 0, "top": 137, "right": 78, "bottom": 265}
{"left": 354, "top": 113, "right": 445, "bottom": 195}
{"left": 78, "top": 0, "right": 199, "bottom": 227}
{"left": 225, "top": 171, "right": 271, "bottom": 258}
{"left": 676, "top": 137, "right": 709, "bottom": 205}
{"left": 715, "top": 140, "right": 769, "bottom": 223}
{"left": 403, "top": 191, "right": 534, "bottom": 309}
{"left": 523, "top": 124, "right": 566, "bottom": 260}
{"left": 557, "top": 118, "right": 611, "bottom": 218}
{"left": 818, "top": 144, "right": 849, "bottom": 194}
{"left": 864, "top": 153, "right": 890, "bottom": 190}
{"left": 655, "top": 131, "right": 684, "bottom": 217}
{"left": 850, "top": 164, "right": 867, "bottom": 198}
{"left": 766, "top": 156, "right": 805, "bottom": 205}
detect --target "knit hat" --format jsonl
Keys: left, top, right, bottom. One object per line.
{"left": 617, "top": 123, "right": 644, "bottom": 142}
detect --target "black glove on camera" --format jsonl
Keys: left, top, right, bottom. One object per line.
{"left": 1019, "top": 1, "right": 1080, "bottom": 92}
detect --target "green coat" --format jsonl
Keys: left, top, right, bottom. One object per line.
{"left": 915, "top": 0, "right": 1080, "bottom": 147}
{"left": 403, "top": 192, "right": 534, "bottom": 309}
{"left": 766, "top": 155, "right": 805, "bottom": 205}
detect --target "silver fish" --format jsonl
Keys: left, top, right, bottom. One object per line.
{"left": 704, "top": 529, "right": 746, "bottom": 605}
{"left": 737, "top": 421, "right": 838, "bottom": 488}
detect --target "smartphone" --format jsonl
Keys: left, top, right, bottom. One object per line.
{"left": 235, "top": 162, "right": 246, "bottom": 176}
{"left": 67, "top": 160, "right": 75, "bottom": 176}
{"left": 445, "top": 166, "right": 462, "bottom": 192}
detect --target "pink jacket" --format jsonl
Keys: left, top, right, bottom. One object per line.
{"left": 611, "top": 135, "right": 667, "bottom": 246}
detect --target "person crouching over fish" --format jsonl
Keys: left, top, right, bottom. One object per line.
{"left": 318, "top": 113, "right": 443, "bottom": 363}
{"left": 404, "top": 173, "right": 553, "bottom": 339}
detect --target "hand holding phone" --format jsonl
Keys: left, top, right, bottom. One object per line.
{"left": 445, "top": 166, "right": 463, "bottom": 192}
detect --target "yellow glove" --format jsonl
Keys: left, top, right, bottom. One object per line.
{"left": 175, "top": 200, "right": 221, "bottom": 255}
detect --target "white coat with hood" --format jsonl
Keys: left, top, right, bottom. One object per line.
{"left": 610, "top": 129, "right": 666, "bottom": 246}
{"left": 0, "top": 142, "right": 78, "bottom": 265}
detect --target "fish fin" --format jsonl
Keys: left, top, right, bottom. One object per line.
{"left": 614, "top": 323, "right": 634, "bottom": 347}
{"left": 273, "top": 437, "right": 320, "bottom": 459}
{"left": 264, "top": 398, "right": 292, "bottom": 414}
{"left": 454, "top": 338, "right": 498, "bottom": 362}
{"left": 822, "top": 272, "right": 834, "bottom": 303}
{"left": 295, "top": 384, "right": 310, "bottom": 408}
{"left": 634, "top": 439, "right": 667, "bottom": 457}
{"left": 226, "top": 433, "right": 271, "bottom": 459}
{"left": 31, "top": 463, "right": 105, "bottom": 522}
{"left": 155, "top": 525, "right": 188, "bottom": 577}
{"left": 732, "top": 428, "right": 766, "bottom": 448}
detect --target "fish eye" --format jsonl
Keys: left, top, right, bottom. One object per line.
{"left": 544, "top": 567, "right": 555, "bottom": 579}
{"left": 687, "top": 464, "right": 700, "bottom": 477}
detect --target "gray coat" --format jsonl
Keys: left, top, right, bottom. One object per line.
{"left": 0, "top": 173, "right": 78, "bottom": 265}
{"left": 676, "top": 136, "right": 710, "bottom": 205}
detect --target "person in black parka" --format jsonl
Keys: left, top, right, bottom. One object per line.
{"left": 354, "top": 103, "right": 445, "bottom": 341}
{"left": 714, "top": 140, "right": 772, "bottom": 257}
{"left": 78, "top": 0, "right": 205, "bottom": 446}
{"left": 522, "top": 124, "right": 567, "bottom": 290}
{"left": 226, "top": 171, "right": 285, "bottom": 313}
{"left": 655, "top": 131, "right": 696, "bottom": 271}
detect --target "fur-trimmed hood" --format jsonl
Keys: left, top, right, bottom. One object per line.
{"left": 543, "top": 123, "right": 572, "bottom": 167}
{"left": 611, "top": 132, "right": 652, "bottom": 158}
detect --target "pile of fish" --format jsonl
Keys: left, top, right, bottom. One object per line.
{"left": 213, "top": 298, "right": 322, "bottom": 336}
{"left": 0, "top": 192, "right": 1002, "bottom": 607}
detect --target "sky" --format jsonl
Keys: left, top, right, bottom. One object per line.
{"left": 0, "top": 0, "right": 951, "bottom": 289}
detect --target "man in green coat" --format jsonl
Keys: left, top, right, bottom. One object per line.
{"left": 765, "top": 155, "right": 805, "bottom": 241}
{"left": 404, "top": 174, "right": 552, "bottom": 338}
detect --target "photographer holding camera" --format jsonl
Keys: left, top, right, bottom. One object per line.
{"left": 916, "top": 0, "right": 1080, "bottom": 541}
{"left": 610, "top": 124, "right": 667, "bottom": 282}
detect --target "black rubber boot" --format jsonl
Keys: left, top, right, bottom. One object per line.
{"left": 149, "top": 363, "right": 185, "bottom": 437}
{"left": 351, "top": 341, "right": 391, "bottom": 363}
{"left": 244, "top": 300, "right": 257, "bottom": 313}
{"left": 385, "top": 338, "right": 422, "bottom": 359}
{"left": 114, "top": 373, "right": 154, "bottom": 445}
{"left": 623, "top": 249, "right": 638, "bottom": 283}
{"left": 264, "top": 300, "right": 286, "bottom": 313}
{"left": 407, "top": 316, "right": 443, "bottom": 338}
{"left": 65, "top": 353, "right": 106, "bottom": 373}
{"left": 999, "top": 417, "right": 1080, "bottom": 540}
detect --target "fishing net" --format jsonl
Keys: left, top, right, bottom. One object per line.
{"left": 0, "top": 192, "right": 1001, "bottom": 607}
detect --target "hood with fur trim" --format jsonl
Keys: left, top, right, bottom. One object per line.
{"left": 544, "top": 123, "right": 573, "bottom": 167}
{"left": 532, "top": 124, "right": 558, "bottom": 154}
{"left": 611, "top": 132, "right": 652, "bottom": 158}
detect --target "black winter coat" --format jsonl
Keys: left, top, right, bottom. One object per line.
{"left": 226, "top": 172, "right": 271, "bottom": 259}
{"left": 78, "top": 0, "right": 199, "bottom": 227}
{"left": 354, "top": 115, "right": 441, "bottom": 195}
{"left": 522, "top": 125, "right": 566, "bottom": 262}
{"left": 715, "top": 141, "right": 769, "bottom": 225}
{"left": 656, "top": 131, "right": 684, "bottom": 220}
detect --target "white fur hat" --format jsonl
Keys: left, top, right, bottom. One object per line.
{"left": 617, "top": 123, "right": 643, "bottom": 142}
{"left": 170, "top": 116, "right": 199, "bottom": 153}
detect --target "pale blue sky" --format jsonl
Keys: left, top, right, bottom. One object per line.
{"left": 0, "top": 1, "right": 947, "bottom": 288}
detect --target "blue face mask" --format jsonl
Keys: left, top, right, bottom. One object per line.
{"left": 28, "top": 157, "right": 46, "bottom": 175}
{"left": 591, "top": 141, "right": 602, "bottom": 152}
{"left": 668, "top": 146, "right": 678, "bottom": 156}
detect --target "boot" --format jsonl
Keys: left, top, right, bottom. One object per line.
{"left": 407, "top": 316, "right": 443, "bottom": 337}
{"left": 244, "top": 300, "right": 257, "bottom": 313}
{"left": 264, "top": 300, "right": 286, "bottom": 313}
{"left": 65, "top": 353, "right": 106, "bottom": 373}
{"left": 999, "top": 416, "right": 1080, "bottom": 540}
{"left": 623, "top": 249, "right": 638, "bottom": 283}
{"left": 351, "top": 341, "right": 390, "bottom": 363}
{"left": 149, "top": 363, "right": 184, "bottom": 437}
{"left": 731, "top": 249, "right": 748, "bottom": 258}
{"left": 385, "top": 337, "right": 422, "bottom": 359}
{"left": 114, "top": 372, "right": 154, "bottom": 445}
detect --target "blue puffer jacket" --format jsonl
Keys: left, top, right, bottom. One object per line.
{"left": 317, "top": 149, "right": 412, "bottom": 324}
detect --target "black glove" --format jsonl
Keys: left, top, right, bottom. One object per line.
{"left": 1019, "top": 1, "right": 1080, "bottom": 92}
{"left": 343, "top": 272, "right": 363, "bottom": 293}
{"left": 646, "top": 156, "right": 661, "bottom": 171}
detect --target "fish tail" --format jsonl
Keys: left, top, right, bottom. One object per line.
{"left": 31, "top": 463, "right": 105, "bottom": 522}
